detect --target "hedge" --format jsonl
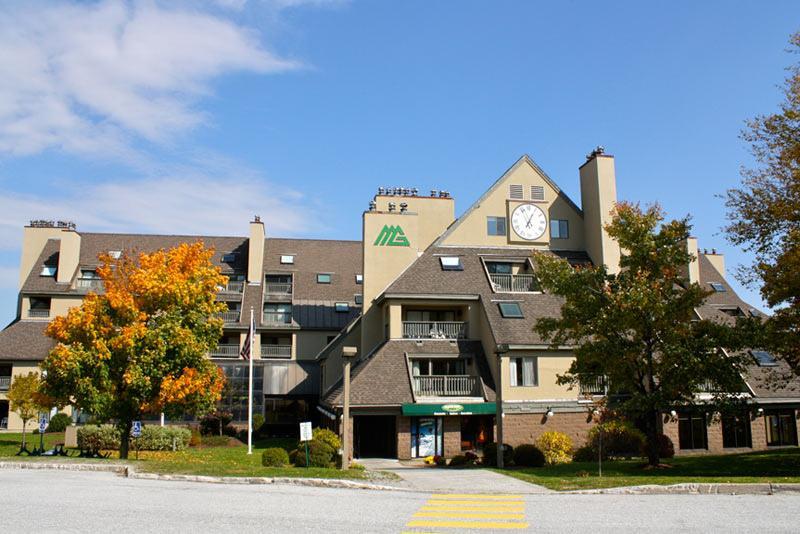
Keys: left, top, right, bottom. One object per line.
{"left": 262, "top": 447, "right": 290, "bottom": 467}
{"left": 77, "top": 425, "right": 191, "bottom": 451}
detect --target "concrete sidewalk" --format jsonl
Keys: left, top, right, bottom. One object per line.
{"left": 358, "top": 458, "right": 552, "bottom": 494}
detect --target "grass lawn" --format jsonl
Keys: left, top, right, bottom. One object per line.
{"left": 0, "top": 433, "right": 367, "bottom": 479}
{"left": 498, "top": 448, "right": 800, "bottom": 491}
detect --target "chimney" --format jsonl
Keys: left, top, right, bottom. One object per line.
{"left": 705, "top": 249, "right": 725, "bottom": 279}
{"left": 579, "top": 147, "right": 621, "bottom": 273}
{"left": 247, "top": 216, "right": 265, "bottom": 284}
{"left": 685, "top": 237, "right": 700, "bottom": 284}
{"left": 56, "top": 229, "right": 81, "bottom": 284}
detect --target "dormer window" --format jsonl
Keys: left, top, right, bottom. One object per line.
{"left": 280, "top": 255, "right": 295, "bottom": 265}
{"left": 439, "top": 257, "right": 463, "bottom": 271}
{"left": 40, "top": 265, "right": 56, "bottom": 277}
{"left": 485, "top": 259, "right": 540, "bottom": 293}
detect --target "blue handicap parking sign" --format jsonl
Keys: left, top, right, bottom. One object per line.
{"left": 39, "top": 416, "right": 47, "bottom": 433}
{"left": 132, "top": 421, "right": 142, "bottom": 438}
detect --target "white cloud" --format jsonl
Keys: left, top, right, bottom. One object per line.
{"left": 0, "top": 1, "right": 298, "bottom": 158}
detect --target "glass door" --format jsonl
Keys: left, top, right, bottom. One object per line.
{"left": 411, "top": 417, "right": 443, "bottom": 458}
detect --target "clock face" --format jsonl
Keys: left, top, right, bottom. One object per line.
{"left": 511, "top": 203, "right": 547, "bottom": 241}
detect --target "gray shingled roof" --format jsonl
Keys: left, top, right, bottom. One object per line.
{"left": 0, "top": 321, "right": 54, "bottom": 361}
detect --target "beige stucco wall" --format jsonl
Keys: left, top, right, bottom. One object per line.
{"left": 56, "top": 230, "right": 81, "bottom": 284}
{"left": 247, "top": 221, "right": 265, "bottom": 284}
{"left": 441, "top": 158, "right": 585, "bottom": 250}
{"left": 319, "top": 320, "right": 361, "bottom": 394}
{"left": 501, "top": 350, "right": 577, "bottom": 401}
{"left": 1, "top": 362, "right": 42, "bottom": 432}
{"left": 579, "top": 155, "right": 620, "bottom": 273}
{"left": 19, "top": 227, "right": 64, "bottom": 290}
{"left": 373, "top": 195, "right": 454, "bottom": 250}
{"left": 22, "top": 296, "right": 83, "bottom": 321}
{"left": 296, "top": 330, "right": 339, "bottom": 361}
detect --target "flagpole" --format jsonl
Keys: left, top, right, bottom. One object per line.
{"left": 247, "top": 306, "right": 254, "bottom": 455}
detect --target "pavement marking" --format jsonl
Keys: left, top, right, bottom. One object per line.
{"left": 405, "top": 493, "right": 529, "bottom": 531}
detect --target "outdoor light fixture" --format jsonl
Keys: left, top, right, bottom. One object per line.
{"left": 669, "top": 410, "right": 677, "bottom": 417}
{"left": 388, "top": 202, "right": 396, "bottom": 212}
{"left": 545, "top": 407, "right": 554, "bottom": 418}
{"left": 368, "top": 200, "right": 376, "bottom": 211}
{"left": 399, "top": 202, "right": 408, "bottom": 213}
{"left": 757, "top": 407, "right": 764, "bottom": 415}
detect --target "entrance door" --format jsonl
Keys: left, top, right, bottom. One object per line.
{"left": 0, "top": 400, "right": 8, "bottom": 429}
{"left": 354, "top": 416, "right": 397, "bottom": 458}
{"left": 410, "top": 417, "right": 444, "bottom": 458}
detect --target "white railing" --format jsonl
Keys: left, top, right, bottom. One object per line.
{"left": 413, "top": 375, "right": 479, "bottom": 397}
{"left": 0, "top": 376, "right": 10, "bottom": 391}
{"left": 28, "top": 310, "right": 50, "bottom": 319}
{"left": 210, "top": 344, "right": 241, "bottom": 358}
{"left": 76, "top": 278, "right": 104, "bottom": 290}
{"left": 490, "top": 273, "right": 538, "bottom": 292}
{"left": 579, "top": 376, "right": 608, "bottom": 396}
{"left": 263, "top": 312, "right": 292, "bottom": 325}
{"left": 217, "top": 311, "right": 240, "bottom": 323}
{"left": 265, "top": 283, "right": 292, "bottom": 295}
{"left": 403, "top": 321, "right": 467, "bottom": 339}
{"left": 260, "top": 345, "right": 291, "bottom": 358}
{"left": 219, "top": 281, "right": 244, "bottom": 294}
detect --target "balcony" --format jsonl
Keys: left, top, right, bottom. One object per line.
{"left": 210, "top": 344, "right": 241, "bottom": 358}
{"left": 217, "top": 311, "right": 241, "bottom": 324}
{"left": 28, "top": 310, "right": 50, "bottom": 319}
{"left": 219, "top": 281, "right": 244, "bottom": 294}
{"left": 0, "top": 376, "right": 10, "bottom": 391}
{"left": 76, "top": 278, "right": 103, "bottom": 291}
{"left": 263, "top": 312, "right": 292, "bottom": 325}
{"left": 403, "top": 321, "right": 467, "bottom": 339}
{"left": 579, "top": 375, "right": 608, "bottom": 396}
{"left": 413, "top": 375, "right": 480, "bottom": 397}
{"left": 260, "top": 345, "right": 291, "bottom": 358}
{"left": 490, "top": 273, "right": 538, "bottom": 292}
{"left": 265, "top": 283, "right": 292, "bottom": 296}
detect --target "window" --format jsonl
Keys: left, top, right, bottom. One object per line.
{"left": 354, "top": 294, "right": 363, "bottom": 305}
{"left": 510, "top": 357, "right": 537, "bottom": 387}
{"left": 722, "top": 413, "right": 752, "bottom": 448}
{"left": 766, "top": 410, "right": 798, "bottom": 446}
{"left": 280, "top": 255, "right": 294, "bottom": 265}
{"left": 498, "top": 302, "right": 523, "bottom": 318}
{"left": 530, "top": 185, "right": 545, "bottom": 201}
{"left": 509, "top": 184, "right": 523, "bottom": 199}
{"left": 355, "top": 274, "right": 363, "bottom": 284}
{"left": 751, "top": 350, "right": 778, "bottom": 367}
{"left": 335, "top": 302, "right": 349, "bottom": 313}
{"left": 40, "top": 265, "right": 56, "bottom": 277}
{"left": 221, "top": 253, "right": 237, "bottom": 263}
{"left": 486, "top": 262, "right": 512, "bottom": 274}
{"left": 550, "top": 219, "right": 569, "bottom": 239}
{"left": 317, "top": 273, "right": 331, "bottom": 284}
{"left": 439, "top": 257, "right": 463, "bottom": 271}
{"left": 720, "top": 307, "right": 746, "bottom": 318}
{"left": 486, "top": 216, "right": 507, "bottom": 236}
{"left": 263, "top": 303, "right": 292, "bottom": 324}
{"left": 108, "top": 250, "right": 122, "bottom": 259}
{"left": 30, "top": 297, "right": 51, "bottom": 310}
{"left": 80, "top": 269, "right": 99, "bottom": 279}
{"left": 709, "top": 282, "right": 726, "bottom": 292}
{"left": 678, "top": 412, "right": 708, "bottom": 450}
{"left": 411, "top": 358, "right": 466, "bottom": 376}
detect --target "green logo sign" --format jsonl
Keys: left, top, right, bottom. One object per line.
{"left": 374, "top": 225, "right": 410, "bottom": 247}
{"left": 442, "top": 404, "right": 464, "bottom": 413}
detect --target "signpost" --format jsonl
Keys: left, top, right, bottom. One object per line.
{"left": 132, "top": 421, "right": 142, "bottom": 460}
{"left": 299, "top": 421, "right": 312, "bottom": 468}
{"left": 37, "top": 415, "right": 47, "bottom": 454}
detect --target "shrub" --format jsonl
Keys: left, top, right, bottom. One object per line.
{"left": 536, "top": 431, "right": 573, "bottom": 465}
{"left": 199, "top": 411, "right": 233, "bottom": 436}
{"left": 349, "top": 462, "right": 366, "bottom": 471}
{"left": 312, "top": 428, "right": 341, "bottom": 452}
{"left": 47, "top": 413, "right": 72, "bottom": 433}
{"left": 643, "top": 433, "right": 675, "bottom": 459}
{"left": 294, "top": 440, "right": 335, "bottom": 468}
{"left": 572, "top": 444, "right": 596, "bottom": 462}
{"left": 482, "top": 442, "right": 514, "bottom": 467}
{"left": 77, "top": 425, "right": 191, "bottom": 451}
{"left": 261, "top": 447, "right": 290, "bottom": 467}
{"left": 586, "top": 420, "right": 646, "bottom": 460}
{"left": 252, "top": 414, "right": 265, "bottom": 433}
{"left": 513, "top": 444, "right": 546, "bottom": 467}
{"left": 77, "top": 425, "right": 120, "bottom": 451}
{"left": 189, "top": 428, "right": 202, "bottom": 447}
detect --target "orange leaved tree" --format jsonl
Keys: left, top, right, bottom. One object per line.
{"left": 41, "top": 242, "right": 227, "bottom": 459}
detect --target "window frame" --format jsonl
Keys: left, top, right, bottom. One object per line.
{"left": 334, "top": 302, "right": 349, "bottom": 313}
{"left": 280, "top": 255, "right": 295, "bottom": 265}
{"left": 766, "top": 410, "right": 798, "bottom": 447}
{"left": 550, "top": 219, "right": 569, "bottom": 239}
{"left": 498, "top": 302, "right": 524, "bottom": 318}
{"left": 354, "top": 294, "right": 363, "bottom": 305}
{"left": 40, "top": 265, "right": 57, "bottom": 277}
{"left": 486, "top": 216, "right": 507, "bottom": 236}
{"left": 721, "top": 413, "right": 752, "bottom": 448}
{"left": 509, "top": 356, "right": 538, "bottom": 387}
{"left": 678, "top": 412, "right": 708, "bottom": 450}
{"left": 439, "top": 257, "right": 463, "bottom": 271}
{"left": 316, "top": 273, "right": 332, "bottom": 284}
{"left": 355, "top": 274, "right": 363, "bottom": 284}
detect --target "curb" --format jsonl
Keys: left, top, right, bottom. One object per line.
{"left": 567, "top": 482, "right": 800, "bottom": 495}
{"left": 0, "top": 461, "right": 128, "bottom": 474}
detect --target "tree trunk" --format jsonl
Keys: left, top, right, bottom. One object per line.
{"left": 119, "top": 420, "right": 132, "bottom": 460}
{"left": 644, "top": 409, "right": 661, "bottom": 467}
{"left": 21, "top": 421, "right": 27, "bottom": 449}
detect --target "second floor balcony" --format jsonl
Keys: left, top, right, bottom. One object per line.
{"left": 0, "top": 376, "right": 10, "bottom": 391}
{"left": 217, "top": 311, "right": 241, "bottom": 324}
{"left": 28, "top": 309, "right": 50, "bottom": 319}
{"left": 403, "top": 321, "right": 467, "bottom": 340}
{"left": 579, "top": 375, "right": 608, "bottom": 396}
{"left": 210, "top": 344, "right": 240, "bottom": 359}
{"left": 260, "top": 344, "right": 292, "bottom": 358}
{"left": 263, "top": 311, "right": 292, "bottom": 325}
{"left": 219, "top": 281, "right": 245, "bottom": 294}
{"left": 76, "top": 278, "right": 104, "bottom": 291}
{"left": 413, "top": 375, "right": 481, "bottom": 397}
{"left": 490, "top": 273, "right": 538, "bottom": 293}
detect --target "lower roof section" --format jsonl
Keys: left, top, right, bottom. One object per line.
{"left": 0, "top": 320, "right": 53, "bottom": 361}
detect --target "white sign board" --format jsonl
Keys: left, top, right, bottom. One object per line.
{"left": 132, "top": 421, "right": 142, "bottom": 438}
{"left": 299, "top": 421, "right": 312, "bottom": 442}
{"left": 38, "top": 416, "right": 47, "bottom": 433}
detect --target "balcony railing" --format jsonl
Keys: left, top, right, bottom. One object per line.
{"left": 210, "top": 344, "right": 241, "bottom": 358}
{"left": 0, "top": 376, "right": 11, "bottom": 391}
{"left": 76, "top": 278, "right": 104, "bottom": 291}
{"left": 219, "top": 281, "right": 244, "bottom": 294}
{"left": 28, "top": 310, "right": 50, "bottom": 319}
{"left": 265, "top": 283, "right": 292, "bottom": 295}
{"left": 403, "top": 321, "right": 467, "bottom": 339}
{"left": 579, "top": 375, "right": 608, "bottom": 396}
{"left": 413, "top": 375, "right": 480, "bottom": 397}
{"left": 490, "top": 273, "right": 538, "bottom": 292}
{"left": 217, "top": 311, "right": 241, "bottom": 323}
{"left": 263, "top": 312, "right": 292, "bottom": 325}
{"left": 261, "top": 345, "right": 291, "bottom": 358}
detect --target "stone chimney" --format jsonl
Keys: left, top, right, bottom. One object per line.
{"left": 579, "top": 147, "right": 621, "bottom": 273}
{"left": 247, "top": 216, "right": 265, "bottom": 284}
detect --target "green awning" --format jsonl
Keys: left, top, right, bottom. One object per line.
{"left": 402, "top": 402, "right": 496, "bottom": 416}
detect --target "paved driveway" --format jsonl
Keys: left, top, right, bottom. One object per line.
{"left": 359, "top": 458, "right": 551, "bottom": 494}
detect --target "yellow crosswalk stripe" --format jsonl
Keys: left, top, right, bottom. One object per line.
{"left": 420, "top": 505, "right": 525, "bottom": 512}
{"left": 427, "top": 499, "right": 522, "bottom": 506}
{"left": 407, "top": 519, "right": 530, "bottom": 530}
{"left": 414, "top": 511, "right": 526, "bottom": 520}
{"left": 430, "top": 494, "right": 524, "bottom": 500}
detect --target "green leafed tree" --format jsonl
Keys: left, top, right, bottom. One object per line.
{"left": 40, "top": 243, "right": 228, "bottom": 459}
{"left": 724, "top": 32, "right": 800, "bottom": 372}
{"left": 6, "top": 372, "right": 48, "bottom": 449}
{"left": 534, "top": 202, "right": 758, "bottom": 466}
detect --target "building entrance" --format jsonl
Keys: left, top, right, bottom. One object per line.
{"left": 354, "top": 415, "right": 397, "bottom": 458}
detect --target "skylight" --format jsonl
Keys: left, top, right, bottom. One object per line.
{"left": 317, "top": 273, "right": 332, "bottom": 284}
{"left": 335, "top": 302, "right": 349, "bottom": 313}
{"left": 108, "top": 250, "right": 122, "bottom": 259}
{"left": 751, "top": 350, "right": 778, "bottom": 367}
{"left": 709, "top": 282, "right": 726, "bottom": 292}
{"left": 221, "top": 253, "right": 237, "bottom": 263}
{"left": 280, "top": 255, "right": 295, "bottom": 265}
{"left": 440, "top": 257, "right": 463, "bottom": 271}
{"left": 498, "top": 302, "right": 524, "bottom": 318}
{"left": 355, "top": 274, "right": 363, "bottom": 284}
{"left": 40, "top": 265, "right": 56, "bottom": 277}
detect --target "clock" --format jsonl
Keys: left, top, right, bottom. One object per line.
{"left": 511, "top": 203, "right": 547, "bottom": 241}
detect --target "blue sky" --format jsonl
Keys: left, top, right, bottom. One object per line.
{"left": 0, "top": 0, "right": 797, "bottom": 324}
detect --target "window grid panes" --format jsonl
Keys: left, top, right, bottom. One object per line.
{"left": 487, "top": 216, "right": 507, "bottom": 236}
{"left": 678, "top": 413, "right": 708, "bottom": 450}
{"left": 510, "top": 357, "right": 537, "bottom": 387}
{"left": 766, "top": 411, "right": 798, "bottom": 446}
{"left": 550, "top": 219, "right": 569, "bottom": 239}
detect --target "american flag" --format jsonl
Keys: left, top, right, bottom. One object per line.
{"left": 240, "top": 311, "right": 254, "bottom": 361}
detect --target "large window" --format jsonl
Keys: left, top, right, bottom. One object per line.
{"left": 411, "top": 358, "right": 466, "bottom": 376}
{"left": 216, "top": 363, "right": 264, "bottom": 422}
{"left": 550, "top": 219, "right": 569, "bottom": 239}
{"left": 263, "top": 303, "right": 292, "bottom": 324}
{"left": 510, "top": 357, "right": 537, "bottom": 387}
{"left": 678, "top": 412, "right": 708, "bottom": 450}
{"left": 766, "top": 410, "right": 798, "bottom": 446}
{"left": 722, "top": 413, "right": 752, "bottom": 448}
{"left": 487, "top": 216, "right": 507, "bottom": 236}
